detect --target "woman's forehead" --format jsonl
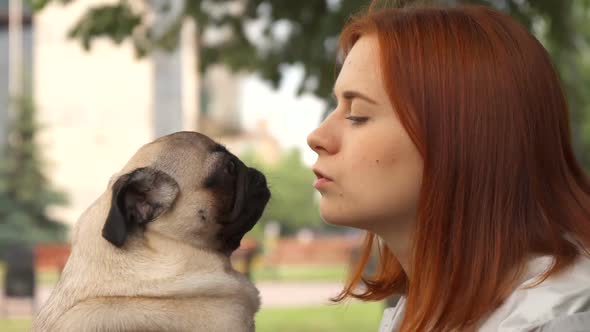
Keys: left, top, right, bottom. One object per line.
{"left": 334, "top": 36, "right": 385, "bottom": 97}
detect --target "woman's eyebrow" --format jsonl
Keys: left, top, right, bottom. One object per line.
{"left": 332, "top": 89, "right": 378, "bottom": 105}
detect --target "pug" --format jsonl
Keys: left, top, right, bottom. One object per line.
{"left": 32, "top": 131, "right": 271, "bottom": 332}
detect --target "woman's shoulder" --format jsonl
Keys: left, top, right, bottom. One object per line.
{"left": 378, "top": 254, "right": 590, "bottom": 331}
{"left": 478, "top": 254, "right": 590, "bottom": 331}
{"left": 378, "top": 297, "right": 406, "bottom": 332}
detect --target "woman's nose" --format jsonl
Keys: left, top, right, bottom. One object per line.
{"left": 307, "top": 128, "right": 323, "bottom": 154}
{"left": 307, "top": 116, "right": 337, "bottom": 155}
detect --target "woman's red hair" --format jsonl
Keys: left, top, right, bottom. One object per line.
{"left": 332, "top": 4, "right": 590, "bottom": 331}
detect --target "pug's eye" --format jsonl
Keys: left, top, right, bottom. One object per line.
{"left": 225, "top": 159, "right": 236, "bottom": 176}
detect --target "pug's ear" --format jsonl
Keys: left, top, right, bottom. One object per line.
{"left": 102, "top": 167, "right": 180, "bottom": 247}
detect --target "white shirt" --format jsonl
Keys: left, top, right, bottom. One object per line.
{"left": 378, "top": 254, "right": 590, "bottom": 331}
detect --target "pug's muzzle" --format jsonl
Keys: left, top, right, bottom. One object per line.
{"left": 208, "top": 155, "right": 271, "bottom": 254}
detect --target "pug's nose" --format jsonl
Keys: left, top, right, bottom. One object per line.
{"left": 249, "top": 169, "right": 266, "bottom": 186}
{"left": 247, "top": 168, "right": 270, "bottom": 197}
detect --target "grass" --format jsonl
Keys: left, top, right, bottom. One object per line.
{"left": 2, "top": 263, "right": 348, "bottom": 286}
{"left": 0, "top": 319, "right": 31, "bottom": 332}
{"left": 251, "top": 264, "right": 347, "bottom": 283}
{"left": 35, "top": 270, "right": 60, "bottom": 286}
{"left": 3, "top": 266, "right": 347, "bottom": 286}
{"left": 0, "top": 303, "right": 382, "bottom": 332}
{"left": 256, "top": 302, "right": 382, "bottom": 332}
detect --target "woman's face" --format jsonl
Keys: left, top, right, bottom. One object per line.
{"left": 307, "top": 35, "right": 423, "bottom": 232}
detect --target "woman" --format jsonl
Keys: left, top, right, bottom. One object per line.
{"left": 307, "top": 3, "right": 590, "bottom": 331}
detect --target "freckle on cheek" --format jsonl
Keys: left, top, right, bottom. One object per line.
{"left": 376, "top": 159, "right": 380, "bottom": 164}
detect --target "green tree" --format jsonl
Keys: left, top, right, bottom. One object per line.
{"left": 33, "top": 0, "right": 590, "bottom": 168}
{"left": 241, "top": 149, "right": 322, "bottom": 237}
{"left": 0, "top": 95, "right": 68, "bottom": 254}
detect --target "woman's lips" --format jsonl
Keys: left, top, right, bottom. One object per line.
{"left": 313, "top": 178, "right": 332, "bottom": 188}
{"left": 313, "top": 169, "right": 333, "bottom": 188}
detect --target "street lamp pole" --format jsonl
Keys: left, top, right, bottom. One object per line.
{"left": 5, "top": 0, "right": 23, "bottom": 148}
{"left": 9, "top": 0, "right": 23, "bottom": 100}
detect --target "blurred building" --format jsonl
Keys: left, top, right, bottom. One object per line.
{"left": 24, "top": 0, "right": 280, "bottom": 227}
{"left": 216, "top": 119, "right": 282, "bottom": 165}
{"left": 200, "top": 64, "right": 242, "bottom": 136}
{"left": 200, "top": 66, "right": 281, "bottom": 164}
{"left": 32, "top": 0, "right": 190, "bottom": 225}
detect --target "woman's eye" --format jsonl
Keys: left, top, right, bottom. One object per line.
{"left": 345, "top": 116, "right": 369, "bottom": 124}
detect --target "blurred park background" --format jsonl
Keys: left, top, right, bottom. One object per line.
{"left": 1, "top": 0, "right": 589, "bottom": 331}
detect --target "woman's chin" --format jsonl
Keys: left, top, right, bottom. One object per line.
{"left": 319, "top": 206, "right": 363, "bottom": 229}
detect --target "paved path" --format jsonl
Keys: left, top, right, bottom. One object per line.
{"left": 0, "top": 282, "right": 345, "bottom": 318}
{"left": 257, "top": 281, "right": 344, "bottom": 308}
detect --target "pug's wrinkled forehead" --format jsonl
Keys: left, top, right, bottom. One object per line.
{"left": 119, "top": 132, "right": 231, "bottom": 189}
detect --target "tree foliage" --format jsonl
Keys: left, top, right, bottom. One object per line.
{"left": 0, "top": 95, "right": 68, "bottom": 254}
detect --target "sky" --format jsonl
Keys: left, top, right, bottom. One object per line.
{"left": 239, "top": 65, "right": 326, "bottom": 166}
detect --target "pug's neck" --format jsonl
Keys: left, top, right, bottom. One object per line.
{"left": 141, "top": 229, "right": 232, "bottom": 271}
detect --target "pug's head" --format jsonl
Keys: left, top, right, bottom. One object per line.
{"left": 101, "top": 131, "right": 270, "bottom": 254}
